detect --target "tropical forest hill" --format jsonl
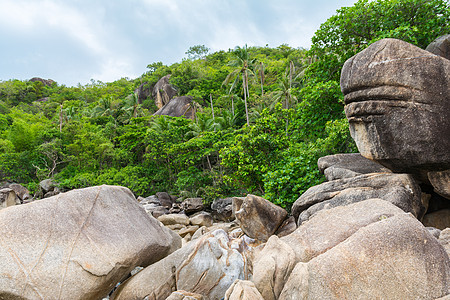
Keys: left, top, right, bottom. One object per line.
{"left": 0, "top": 0, "right": 449, "bottom": 209}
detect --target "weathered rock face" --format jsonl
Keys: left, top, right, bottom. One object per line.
{"left": 152, "top": 75, "right": 178, "bottom": 109}
{"left": 224, "top": 280, "right": 264, "bottom": 300}
{"left": 292, "top": 172, "right": 424, "bottom": 225}
{"left": 250, "top": 199, "right": 406, "bottom": 298}
{"left": 318, "top": 153, "right": 391, "bottom": 181}
{"left": 235, "top": 194, "right": 288, "bottom": 242}
{"left": 29, "top": 77, "right": 55, "bottom": 87}
{"left": 0, "top": 185, "right": 177, "bottom": 300}
{"left": 134, "top": 82, "right": 151, "bottom": 104}
{"left": 154, "top": 96, "right": 194, "bottom": 118}
{"left": 341, "top": 38, "right": 450, "bottom": 180}
{"left": 181, "top": 198, "right": 204, "bottom": 214}
{"left": 252, "top": 236, "right": 297, "bottom": 300}
{"left": 426, "top": 34, "right": 450, "bottom": 60}
{"left": 211, "top": 198, "right": 234, "bottom": 221}
{"left": 278, "top": 213, "right": 450, "bottom": 300}
{"left": 111, "top": 229, "right": 259, "bottom": 300}
{"left": 284, "top": 199, "right": 406, "bottom": 262}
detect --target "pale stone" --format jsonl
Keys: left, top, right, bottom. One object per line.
{"left": 0, "top": 185, "right": 176, "bottom": 300}
{"left": 235, "top": 194, "right": 287, "bottom": 242}
{"left": 224, "top": 280, "right": 264, "bottom": 300}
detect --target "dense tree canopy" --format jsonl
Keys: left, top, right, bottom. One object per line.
{"left": 1, "top": 0, "right": 448, "bottom": 209}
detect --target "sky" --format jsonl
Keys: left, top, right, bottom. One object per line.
{"left": 0, "top": 0, "right": 358, "bottom": 87}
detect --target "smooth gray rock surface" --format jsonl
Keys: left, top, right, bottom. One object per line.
{"left": 292, "top": 173, "right": 424, "bottom": 224}
{"left": 0, "top": 185, "right": 176, "bottom": 300}
{"left": 341, "top": 38, "right": 450, "bottom": 181}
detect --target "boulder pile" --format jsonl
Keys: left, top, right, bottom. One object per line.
{"left": 0, "top": 36, "right": 449, "bottom": 299}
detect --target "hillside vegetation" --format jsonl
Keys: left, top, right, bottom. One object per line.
{"left": 1, "top": 0, "right": 449, "bottom": 209}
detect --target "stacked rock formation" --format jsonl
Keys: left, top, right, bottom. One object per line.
{"left": 1, "top": 36, "right": 449, "bottom": 299}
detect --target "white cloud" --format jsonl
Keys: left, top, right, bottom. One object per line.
{"left": 0, "top": 0, "right": 106, "bottom": 54}
{"left": 0, "top": 0, "right": 360, "bottom": 86}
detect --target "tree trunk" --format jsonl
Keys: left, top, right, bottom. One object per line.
{"left": 243, "top": 72, "right": 249, "bottom": 126}
{"left": 260, "top": 62, "right": 264, "bottom": 96}
{"left": 59, "top": 104, "right": 63, "bottom": 132}
{"left": 231, "top": 94, "right": 235, "bottom": 117}
{"left": 210, "top": 94, "right": 216, "bottom": 132}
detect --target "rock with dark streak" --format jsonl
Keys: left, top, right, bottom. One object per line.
{"left": 341, "top": 38, "right": 450, "bottom": 182}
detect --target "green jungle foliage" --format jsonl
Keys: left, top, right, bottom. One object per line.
{"left": 1, "top": 0, "right": 448, "bottom": 209}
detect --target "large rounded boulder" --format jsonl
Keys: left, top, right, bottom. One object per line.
{"left": 341, "top": 38, "right": 450, "bottom": 181}
{"left": 0, "top": 185, "right": 177, "bottom": 300}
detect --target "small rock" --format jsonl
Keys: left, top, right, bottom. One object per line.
{"left": 425, "top": 34, "right": 450, "bottom": 60}
{"left": 8, "top": 183, "right": 30, "bottom": 202}
{"left": 211, "top": 198, "right": 234, "bottom": 221}
{"left": 190, "top": 212, "right": 213, "bottom": 227}
{"left": 150, "top": 206, "right": 169, "bottom": 218}
{"left": 39, "top": 178, "right": 55, "bottom": 193}
{"left": 224, "top": 280, "right": 264, "bottom": 300}
{"left": 183, "top": 233, "right": 192, "bottom": 243}
{"left": 166, "top": 290, "right": 205, "bottom": 300}
{"left": 167, "top": 224, "right": 186, "bottom": 231}
{"left": 158, "top": 213, "right": 190, "bottom": 226}
{"left": 232, "top": 197, "right": 245, "bottom": 216}
{"left": 428, "top": 169, "right": 450, "bottom": 200}
{"left": 181, "top": 198, "right": 204, "bottom": 214}
{"left": 179, "top": 226, "right": 200, "bottom": 238}
{"left": 422, "top": 209, "right": 450, "bottom": 230}
{"left": 156, "top": 192, "right": 175, "bottom": 209}
{"left": 130, "top": 266, "right": 144, "bottom": 276}
{"left": 170, "top": 203, "right": 183, "bottom": 214}
{"left": 44, "top": 187, "right": 60, "bottom": 198}
{"left": 235, "top": 194, "right": 288, "bottom": 242}
{"left": 140, "top": 195, "right": 161, "bottom": 205}
{"left": 0, "top": 188, "right": 20, "bottom": 209}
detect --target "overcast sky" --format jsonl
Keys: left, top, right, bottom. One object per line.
{"left": 0, "top": 0, "right": 358, "bottom": 87}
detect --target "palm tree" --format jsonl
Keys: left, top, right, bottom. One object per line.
{"left": 150, "top": 115, "right": 171, "bottom": 134}
{"left": 91, "top": 97, "right": 114, "bottom": 117}
{"left": 185, "top": 113, "right": 221, "bottom": 139}
{"left": 220, "top": 89, "right": 240, "bottom": 117}
{"left": 217, "top": 109, "right": 237, "bottom": 130}
{"left": 118, "top": 92, "right": 145, "bottom": 124}
{"left": 272, "top": 64, "right": 299, "bottom": 110}
{"left": 255, "top": 61, "right": 265, "bottom": 96}
{"left": 272, "top": 61, "right": 301, "bottom": 136}
{"left": 125, "top": 92, "right": 140, "bottom": 118}
{"left": 223, "top": 44, "right": 256, "bottom": 126}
